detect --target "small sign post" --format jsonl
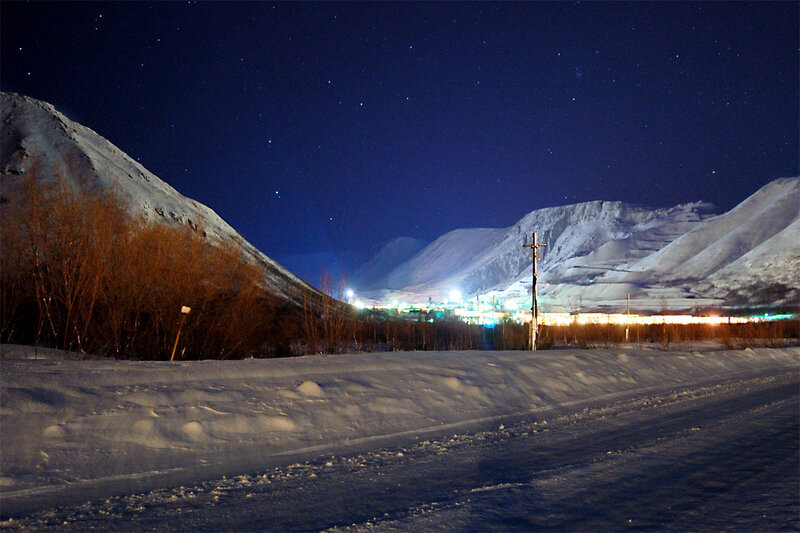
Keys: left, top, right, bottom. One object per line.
{"left": 170, "top": 306, "right": 191, "bottom": 361}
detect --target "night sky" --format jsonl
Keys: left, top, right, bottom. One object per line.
{"left": 2, "top": 2, "right": 798, "bottom": 284}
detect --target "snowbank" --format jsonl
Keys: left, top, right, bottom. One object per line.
{"left": 1, "top": 345, "right": 797, "bottom": 514}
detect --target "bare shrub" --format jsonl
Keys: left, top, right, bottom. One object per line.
{"left": 301, "top": 270, "right": 356, "bottom": 354}
{"left": 0, "top": 200, "right": 26, "bottom": 341}
{"left": 535, "top": 325, "right": 555, "bottom": 350}
{"left": 2, "top": 170, "right": 275, "bottom": 359}
{"left": 3, "top": 170, "right": 129, "bottom": 353}
{"left": 554, "top": 323, "right": 626, "bottom": 349}
{"left": 716, "top": 320, "right": 798, "bottom": 350}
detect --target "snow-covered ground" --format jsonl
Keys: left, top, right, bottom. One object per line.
{"left": 1, "top": 343, "right": 798, "bottom": 529}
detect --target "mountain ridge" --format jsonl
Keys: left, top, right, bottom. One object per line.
{"left": 354, "top": 178, "right": 799, "bottom": 312}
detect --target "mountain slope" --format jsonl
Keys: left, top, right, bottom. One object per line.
{"left": 359, "top": 178, "right": 799, "bottom": 312}
{"left": 0, "top": 92, "right": 311, "bottom": 302}
{"left": 349, "top": 237, "right": 428, "bottom": 291}
{"left": 628, "top": 178, "right": 800, "bottom": 281}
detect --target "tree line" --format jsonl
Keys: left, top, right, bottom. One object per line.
{"left": 2, "top": 171, "right": 796, "bottom": 359}
{"left": 0, "top": 171, "right": 525, "bottom": 359}
{"left": 2, "top": 171, "right": 280, "bottom": 359}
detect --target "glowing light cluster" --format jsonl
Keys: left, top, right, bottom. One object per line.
{"left": 534, "top": 313, "right": 754, "bottom": 327}
{"left": 366, "top": 294, "right": 795, "bottom": 328}
{"left": 368, "top": 300, "right": 793, "bottom": 328}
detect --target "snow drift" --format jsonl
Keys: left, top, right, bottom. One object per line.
{"left": 1, "top": 344, "right": 797, "bottom": 516}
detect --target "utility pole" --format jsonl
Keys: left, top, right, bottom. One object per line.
{"left": 625, "top": 292, "right": 630, "bottom": 343}
{"left": 523, "top": 232, "right": 547, "bottom": 350}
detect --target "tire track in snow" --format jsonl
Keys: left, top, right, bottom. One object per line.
{"left": 4, "top": 370, "right": 796, "bottom": 531}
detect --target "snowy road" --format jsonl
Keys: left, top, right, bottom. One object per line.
{"left": 4, "top": 368, "right": 797, "bottom": 532}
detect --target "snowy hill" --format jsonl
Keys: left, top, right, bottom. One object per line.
{"left": 0, "top": 92, "right": 311, "bottom": 302}
{"left": 356, "top": 179, "right": 800, "bottom": 312}
{"left": 349, "top": 237, "right": 428, "bottom": 291}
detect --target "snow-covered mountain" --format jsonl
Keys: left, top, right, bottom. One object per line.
{"left": 355, "top": 178, "right": 800, "bottom": 312}
{"left": 349, "top": 237, "right": 428, "bottom": 291}
{"left": 0, "top": 92, "right": 311, "bottom": 302}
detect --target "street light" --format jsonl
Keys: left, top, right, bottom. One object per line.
{"left": 170, "top": 306, "right": 191, "bottom": 361}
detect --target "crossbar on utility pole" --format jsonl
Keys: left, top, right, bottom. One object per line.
{"left": 523, "top": 232, "right": 546, "bottom": 350}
